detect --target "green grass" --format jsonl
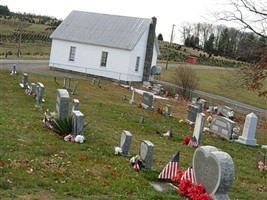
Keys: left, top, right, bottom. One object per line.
{"left": 0, "top": 70, "right": 266, "bottom": 199}
{"left": 159, "top": 66, "right": 267, "bottom": 110}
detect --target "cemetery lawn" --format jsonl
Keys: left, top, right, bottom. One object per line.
{"left": 0, "top": 70, "right": 266, "bottom": 200}
{"left": 159, "top": 66, "right": 267, "bottom": 110}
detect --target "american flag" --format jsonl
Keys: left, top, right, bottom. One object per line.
{"left": 158, "top": 152, "right": 179, "bottom": 180}
{"left": 188, "top": 136, "right": 198, "bottom": 147}
{"left": 181, "top": 166, "right": 196, "bottom": 184}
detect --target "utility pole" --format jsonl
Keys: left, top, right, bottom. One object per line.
{"left": 165, "top": 24, "right": 175, "bottom": 70}
{"left": 17, "top": 16, "right": 24, "bottom": 70}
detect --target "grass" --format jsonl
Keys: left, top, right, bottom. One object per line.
{"left": 158, "top": 66, "right": 267, "bottom": 110}
{"left": 0, "top": 69, "right": 266, "bottom": 199}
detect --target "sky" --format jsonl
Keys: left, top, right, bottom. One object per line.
{"left": 1, "top": 0, "right": 230, "bottom": 44}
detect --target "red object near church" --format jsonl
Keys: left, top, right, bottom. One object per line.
{"left": 187, "top": 56, "right": 197, "bottom": 64}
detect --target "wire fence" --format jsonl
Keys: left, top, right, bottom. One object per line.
{"left": 154, "top": 80, "right": 267, "bottom": 126}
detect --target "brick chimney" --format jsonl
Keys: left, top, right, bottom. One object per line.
{"left": 143, "top": 17, "right": 157, "bottom": 82}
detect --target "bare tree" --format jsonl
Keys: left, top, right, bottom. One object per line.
{"left": 214, "top": 0, "right": 267, "bottom": 97}
{"left": 172, "top": 66, "right": 198, "bottom": 98}
{"left": 214, "top": 0, "right": 267, "bottom": 39}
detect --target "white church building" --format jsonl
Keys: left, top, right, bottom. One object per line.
{"left": 49, "top": 10, "right": 159, "bottom": 82}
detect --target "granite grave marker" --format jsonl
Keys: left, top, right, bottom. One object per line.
{"left": 193, "top": 146, "right": 235, "bottom": 200}
{"left": 56, "top": 89, "right": 70, "bottom": 119}
{"left": 139, "top": 140, "right": 154, "bottom": 171}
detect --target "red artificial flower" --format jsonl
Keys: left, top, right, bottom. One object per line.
{"left": 194, "top": 193, "right": 213, "bottom": 200}
{"left": 178, "top": 179, "right": 192, "bottom": 196}
{"left": 188, "top": 184, "right": 206, "bottom": 199}
{"left": 171, "top": 170, "right": 184, "bottom": 183}
{"left": 183, "top": 136, "right": 191, "bottom": 144}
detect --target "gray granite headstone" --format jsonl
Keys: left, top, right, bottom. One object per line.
{"left": 192, "top": 113, "right": 205, "bottom": 145}
{"left": 72, "top": 99, "right": 79, "bottom": 112}
{"left": 139, "top": 140, "right": 154, "bottom": 171}
{"left": 186, "top": 104, "right": 199, "bottom": 124}
{"left": 197, "top": 99, "right": 207, "bottom": 111}
{"left": 218, "top": 105, "right": 233, "bottom": 118}
{"left": 193, "top": 146, "right": 235, "bottom": 200}
{"left": 19, "top": 73, "right": 28, "bottom": 88}
{"left": 237, "top": 112, "right": 258, "bottom": 146}
{"left": 31, "top": 83, "right": 36, "bottom": 96}
{"left": 56, "top": 89, "right": 70, "bottom": 119}
{"left": 141, "top": 92, "right": 154, "bottom": 111}
{"left": 209, "top": 116, "right": 236, "bottom": 140}
{"left": 115, "top": 130, "right": 132, "bottom": 156}
{"left": 129, "top": 88, "right": 136, "bottom": 105}
{"left": 72, "top": 110, "right": 84, "bottom": 136}
{"left": 35, "top": 82, "right": 45, "bottom": 108}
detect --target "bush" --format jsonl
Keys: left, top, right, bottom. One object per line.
{"left": 50, "top": 116, "right": 72, "bottom": 137}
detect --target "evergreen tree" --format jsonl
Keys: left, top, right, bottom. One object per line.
{"left": 204, "top": 33, "right": 215, "bottom": 53}
{"left": 157, "top": 33, "right": 163, "bottom": 41}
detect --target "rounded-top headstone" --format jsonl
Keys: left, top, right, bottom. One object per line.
{"left": 193, "top": 146, "right": 234, "bottom": 200}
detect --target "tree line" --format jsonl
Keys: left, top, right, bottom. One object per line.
{"left": 180, "top": 22, "right": 265, "bottom": 64}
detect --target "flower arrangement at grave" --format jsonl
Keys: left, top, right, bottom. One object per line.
{"left": 183, "top": 135, "right": 191, "bottom": 144}
{"left": 171, "top": 169, "right": 212, "bottom": 200}
{"left": 258, "top": 160, "right": 267, "bottom": 171}
{"left": 129, "top": 155, "right": 145, "bottom": 171}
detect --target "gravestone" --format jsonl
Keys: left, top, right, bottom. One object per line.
{"left": 56, "top": 89, "right": 70, "bottom": 119}
{"left": 63, "top": 75, "right": 67, "bottom": 88}
{"left": 31, "top": 83, "right": 36, "bottom": 96}
{"left": 129, "top": 88, "right": 136, "bottom": 105}
{"left": 67, "top": 76, "right": 71, "bottom": 91}
{"left": 72, "top": 81, "right": 78, "bottom": 95}
{"left": 237, "top": 113, "right": 258, "bottom": 146}
{"left": 141, "top": 92, "right": 154, "bottom": 111}
{"left": 19, "top": 73, "right": 29, "bottom": 88}
{"left": 152, "top": 84, "right": 162, "bottom": 94}
{"left": 72, "top": 99, "right": 79, "bottom": 112}
{"left": 165, "top": 104, "right": 172, "bottom": 116}
{"left": 256, "top": 151, "right": 265, "bottom": 170}
{"left": 193, "top": 146, "right": 234, "bottom": 200}
{"left": 115, "top": 130, "right": 132, "bottom": 156}
{"left": 10, "top": 64, "right": 17, "bottom": 76}
{"left": 186, "top": 104, "right": 199, "bottom": 124}
{"left": 218, "top": 105, "right": 233, "bottom": 118}
{"left": 35, "top": 82, "right": 45, "bottom": 108}
{"left": 191, "top": 98, "right": 197, "bottom": 105}
{"left": 139, "top": 140, "right": 154, "bottom": 171}
{"left": 192, "top": 113, "right": 205, "bottom": 145}
{"left": 72, "top": 110, "right": 84, "bottom": 136}
{"left": 197, "top": 99, "right": 207, "bottom": 111}
{"left": 209, "top": 116, "right": 236, "bottom": 140}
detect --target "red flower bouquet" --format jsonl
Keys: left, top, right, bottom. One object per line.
{"left": 183, "top": 136, "right": 191, "bottom": 144}
{"left": 188, "top": 184, "right": 205, "bottom": 199}
{"left": 178, "top": 179, "right": 192, "bottom": 196}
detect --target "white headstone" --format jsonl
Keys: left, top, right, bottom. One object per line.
{"left": 193, "top": 146, "right": 235, "bottom": 200}
{"left": 192, "top": 113, "right": 205, "bottom": 144}
{"left": 236, "top": 113, "right": 258, "bottom": 146}
{"left": 72, "top": 99, "right": 79, "bottom": 112}
{"left": 129, "top": 88, "right": 136, "bottom": 105}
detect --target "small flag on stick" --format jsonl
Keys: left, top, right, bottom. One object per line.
{"left": 181, "top": 165, "right": 196, "bottom": 184}
{"left": 188, "top": 136, "right": 198, "bottom": 147}
{"left": 158, "top": 152, "right": 179, "bottom": 180}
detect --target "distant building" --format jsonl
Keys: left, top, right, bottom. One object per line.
{"left": 49, "top": 10, "right": 160, "bottom": 82}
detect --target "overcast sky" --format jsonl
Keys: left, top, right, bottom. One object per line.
{"left": 1, "top": 0, "right": 231, "bottom": 44}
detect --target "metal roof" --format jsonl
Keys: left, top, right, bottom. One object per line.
{"left": 50, "top": 11, "right": 154, "bottom": 50}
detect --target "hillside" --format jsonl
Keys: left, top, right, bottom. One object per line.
{"left": 0, "top": 5, "right": 60, "bottom": 59}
